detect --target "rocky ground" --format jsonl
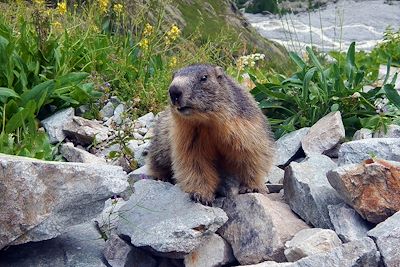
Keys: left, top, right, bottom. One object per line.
{"left": 0, "top": 95, "right": 400, "bottom": 267}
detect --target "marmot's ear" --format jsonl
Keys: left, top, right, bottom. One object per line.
{"left": 215, "top": 66, "right": 224, "bottom": 78}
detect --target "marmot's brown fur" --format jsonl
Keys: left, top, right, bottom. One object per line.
{"left": 147, "top": 64, "right": 274, "bottom": 205}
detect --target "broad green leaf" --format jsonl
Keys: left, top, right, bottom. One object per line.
{"left": 20, "top": 80, "right": 55, "bottom": 107}
{"left": 302, "top": 67, "right": 317, "bottom": 100}
{"left": 384, "top": 84, "right": 400, "bottom": 109}
{"left": 56, "top": 72, "right": 89, "bottom": 88}
{"left": 0, "top": 88, "right": 20, "bottom": 99}
{"left": 289, "top": 52, "right": 306, "bottom": 69}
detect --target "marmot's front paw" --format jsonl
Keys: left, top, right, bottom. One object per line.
{"left": 189, "top": 192, "right": 215, "bottom": 206}
{"left": 239, "top": 185, "right": 269, "bottom": 194}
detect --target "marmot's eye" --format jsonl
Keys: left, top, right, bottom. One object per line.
{"left": 200, "top": 75, "right": 208, "bottom": 82}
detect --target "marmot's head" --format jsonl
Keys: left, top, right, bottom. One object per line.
{"left": 168, "top": 64, "right": 231, "bottom": 118}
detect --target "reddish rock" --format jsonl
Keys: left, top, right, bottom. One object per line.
{"left": 327, "top": 158, "right": 400, "bottom": 223}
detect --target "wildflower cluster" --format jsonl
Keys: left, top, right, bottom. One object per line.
{"left": 139, "top": 38, "right": 149, "bottom": 50}
{"left": 237, "top": 53, "right": 266, "bottom": 69}
{"left": 165, "top": 25, "right": 181, "bottom": 45}
{"left": 143, "top": 23, "right": 154, "bottom": 36}
{"left": 98, "top": 0, "right": 109, "bottom": 14}
{"left": 33, "top": 0, "right": 45, "bottom": 5}
{"left": 113, "top": 3, "right": 124, "bottom": 14}
{"left": 57, "top": 2, "right": 67, "bottom": 15}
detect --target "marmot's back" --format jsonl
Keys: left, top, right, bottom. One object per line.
{"left": 147, "top": 64, "right": 274, "bottom": 205}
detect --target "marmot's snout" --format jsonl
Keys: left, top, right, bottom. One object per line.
{"left": 169, "top": 85, "right": 182, "bottom": 106}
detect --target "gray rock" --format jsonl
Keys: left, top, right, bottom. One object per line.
{"left": 96, "top": 198, "right": 126, "bottom": 239}
{"left": 218, "top": 193, "right": 309, "bottom": 265}
{"left": 0, "top": 222, "right": 108, "bottom": 267}
{"left": 113, "top": 103, "right": 125, "bottom": 125}
{"left": 64, "top": 116, "right": 110, "bottom": 146}
{"left": 284, "top": 228, "right": 342, "bottom": 262}
{"left": 338, "top": 138, "right": 400, "bottom": 165}
{"left": 266, "top": 165, "right": 285, "bottom": 184}
{"left": 0, "top": 154, "right": 128, "bottom": 249}
{"left": 283, "top": 154, "right": 343, "bottom": 229}
{"left": 109, "top": 96, "right": 121, "bottom": 106}
{"left": 103, "top": 234, "right": 157, "bottom": 267}
{"left": 137, "top": 112, "right": 155, "bottom": 128}
{"left": 60, "top": 142, "right": 106, "bottom": 163}
{"left": 353, "top": 128, "right": 373, "bottom": 140}
{"left": 99, "top": 102, "right": 115, "bottom": 119}
{"left": 133, "top": 142, "right": 150, "bottom": 167}
{"left": 274, "top": 128, "right": 310, "bottom": 166}
{"left": 133, "top": 132, "right": 144, "bottom": 140}
{"left": 301, "top": 112, "right": 345, "bottom": 156}
{"left": 117, "top": 180, "right": 227, "bottom": 258}
{"left": 374, "top": 124, "right": 400, "bottom": 138}
{"left": 368, "top": 211, "right": 400, "bottom": 267}
{"left": 41, "top": 107, "right": 74, "bottom": 143}
{"left": 144, "top": 128, "right": 155, "bottom": 139}
{"left": 138, "top": 127, "right": 149, "bottom": 136}
{"left": 238, "top": 237, "right": 380, "bottom": 267}
{"left": 184, "top": 233, "right": 235, "bottom": 267}
{"left": 328, "top": 203, "right": 372, "bottom": 243}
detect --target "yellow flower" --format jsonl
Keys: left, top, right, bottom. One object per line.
{"left": 98, "top": 0, "right": 109, "bottom": 14}
{"left": 139, "top": 38, "right": 149, "bottom": 50}
{"left": 33, "top": 0, "right": 44, "bottom": 4}
{"left": 169, "top": 57, "right": 177, "bottom": 68}
{"left": 57, "top": 2, "right": 67, "bottom": 15}
{"left": 165, "top": 24, "right": 181, "bottom": 45}
{"left": 113, "top": 3, "right": 123, "bottom": 14}
{"left": 51, "top": 21, "right": 62, "bottom": 29}
{"left": 143, "top": 23, "right": 154, "bottom": 36}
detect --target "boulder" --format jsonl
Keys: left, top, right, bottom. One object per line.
{"left": 60, "top": 142, "right": 106, "bottom": 163}
{"left": 237, "top": 237, "right": 380, "bottom": 267}
{"left": 41, "top": 107, "right": 74, "bottom": 143}
{"left": 116, "top": 180, "right": 227, "bottom": 258}
{"left": 353, "top": 128, "right": 373, "bottom": 140}
{"left": 64, "top": 116, "right": 110, "bottom": 145}
{"left": 368, "top": 211, "right": 400, "bottom": 267}
{"left": 338, "top": 138, "right": 400, "bottom": 165}
{"left": 327, "top": 159, "right": 400, "bottom": 223}
{"left": 113, "top": 103, "right": 125, "bottom": 125}
{"left": 283, "top": 154, "right": 342, "bottom": 229}
{"left": 96, "top": 197, "right": 126, "bottom": 239}
{"left": 184, "top": 233, "right": 235, "bottom": 267}
{"left": 133, "top": 142, "right": 150, "bottom": 167}
{"left": 284, "top": 228, "right": 342, "bottom": 262}
{"left": 0, "top": 222, "right": 108, "bottom": 267}
{"left": 328, "top": 203, "right": 372, "bottom": 243}
{"left": 265, "top": 165, "right": 285, "bottom": 184}
{"left": 301, "top": 112, "right": 345, "bottom": 156}
{"left": 103, "top": 234, "right": 157, "bottom": 267}
{"left": 136, "top": 112, "right": 155, "bottom": 128}
{"left": 274, "top": 128, "right": 309, "bottom": 166}
{"left": 218, "top": 193, "right": 309, "bottom": 265}
{"left": 373, "top": 124, "right": 400, "bottom": 138}
{"left": 0, "top": 154, "right": 128, "bottom": 249}
{"left": 99, "top": 102, "right": 115, "bottom": 119}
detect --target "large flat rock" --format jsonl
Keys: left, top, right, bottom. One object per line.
{"left": 0, "top": 223, "right": 108, "bottom": 267}
{"left": 218, "top": 193, "right": 309, "bottom": 265}
{"left": 368, "top": 211, "right": 400, "bottom": 267}
{"left": 338, "top": 138, "right": 400, "bottom": 165}
{"left": 284, "top": 154, "right": 343, "bottom": 229}
{"left": 116, "top": 180, "right": 227, "bottom": 258}
{"left": 0, "top": 154, "right": 128, "bottom": 249}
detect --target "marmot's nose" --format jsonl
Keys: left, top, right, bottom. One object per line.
{"left": 169, "top": 85, "right": 182, "bottom": 105}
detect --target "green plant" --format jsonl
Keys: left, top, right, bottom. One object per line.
{"left": 251, "top": 42, "right": 400, "bottom": 138}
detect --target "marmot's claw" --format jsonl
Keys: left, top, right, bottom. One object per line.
{"left": 239, "top": 186, "right": 269, "bottom": 194}
{"left": 190, "top": 192, "right": 214, "bottom": 206}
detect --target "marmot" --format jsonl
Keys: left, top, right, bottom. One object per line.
{"left": 147, "top": 64, "right": 274, "bottom": 205}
